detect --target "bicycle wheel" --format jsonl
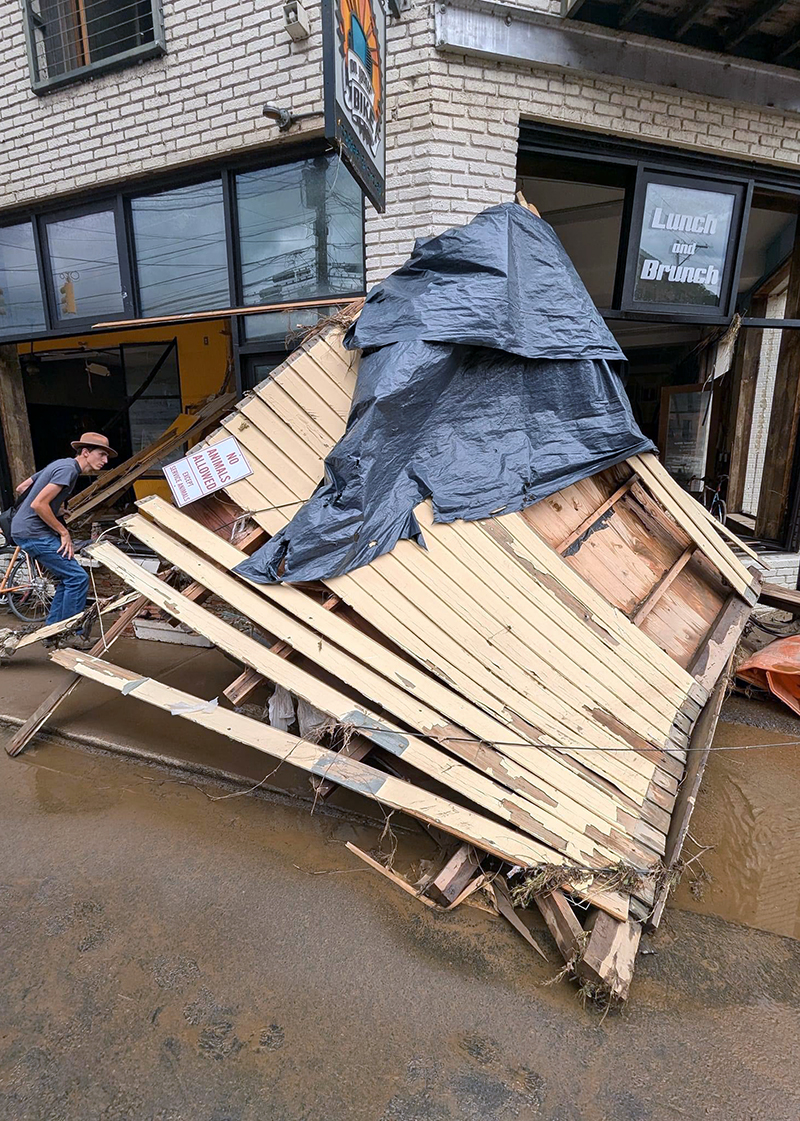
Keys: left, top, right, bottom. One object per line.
{"left": 6, "top": 557, "right": 56, "bottom": 623}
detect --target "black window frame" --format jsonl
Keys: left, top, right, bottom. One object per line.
{"left": 0, "top": 144, "right": 367, "bottom": 357}
{"left": 23, "top": 0, "right": 167, "bottom": 95}
{"left": 39, "top": 197, "right": 135, "bottom": 331}
{"left": 618, "top": 167, "right": 751, "bottom": 323}
{"left": 518, "top": 121, "right": 800, "bottom": 327}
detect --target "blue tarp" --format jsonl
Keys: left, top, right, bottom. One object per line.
{"left": 235, "top": 203, "right": 654, "bottom": 585}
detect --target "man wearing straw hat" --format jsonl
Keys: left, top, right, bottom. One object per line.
{"left": 11, "top": 432, "right": 117, "bottom": 630}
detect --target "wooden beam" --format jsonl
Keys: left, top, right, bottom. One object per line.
{"left": 555, "top": 476, "right": 635, "bottom": 555}
{"left": 758, "top": 579, "right": 800, "bottom": 615}
{"left": 649, "top": 657, "right": 733, "bottom": 928}
{"left": 631, "top": 546, "right": 696, "bottom": 626}
{"left": 310, "top": 734, "right": 374, "bottom": 799}
{"left": 5, "top": 591, "right": 149, "bottom": 756}
{"left": 671, "top": 0, "right": 716, "bottom": 38}
{"left": 93, "top": 296, "right": 363, "bottom": 332}
{"left": 425, "top": 844, "right": 482, "bottom": 906}
{"left": 755, "top": 223, "right": 800, "bottom": 540}
{"left": 490, "top": 879, "right": 549, "bottom": 961}
{"left": 65, "top": 393, "right": 236, "bottom": 525}
{"left": 0, "top": 345, "right": 35, "bottom": 488}
{"left": 534, "top": 889, "right": 584, "bottom": 963}
{"left": 575, "top": 911, "right": 641, "bottom": 1002}
{"left": 725, "top": 0, "right": 789, "bottom": 51}
{"left": 51, "top": 648, "right": 618, "bottom": 885}
{"left": 688, "top": 573, "right": 760, "bottom": 693}
{"left": 14, "top": 591, "right": 140, "bottom": 651}
{"left": 727, "top": 298, "right": 766, "bottom": 515}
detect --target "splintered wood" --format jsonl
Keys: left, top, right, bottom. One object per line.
{"left": 31, "top": 320, "right": 757, "bottom": 1003}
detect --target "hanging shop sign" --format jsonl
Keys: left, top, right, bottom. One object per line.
{"left": 163, "top": 436, "right": 252, "bottom": 508}
{"left": 620, "top": 171, "right": 749, "bottom": 320}
{"left": 322, "top": 0, "right": 386, "bottom": 212}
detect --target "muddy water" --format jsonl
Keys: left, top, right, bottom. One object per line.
{"left": 671, "top": 697, "right": 800, "bottom": 940}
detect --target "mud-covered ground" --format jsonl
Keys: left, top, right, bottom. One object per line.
{"left": 2, "top": 726, "right": 800, "bottom": 1121}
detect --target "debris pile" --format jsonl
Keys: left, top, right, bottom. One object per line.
{"left": 9, "top": 202, "right": 760, "bottom": 1004}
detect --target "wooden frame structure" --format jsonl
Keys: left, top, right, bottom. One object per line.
{"left": 8, "top": 315, "right": 759, "bottom": 1003}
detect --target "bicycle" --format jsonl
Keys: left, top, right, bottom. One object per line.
{"left": 689, "top": 474, "right": 728, "bottom": 526}
{"left": 0, "top": 544, "right": 56, "bottom": 624}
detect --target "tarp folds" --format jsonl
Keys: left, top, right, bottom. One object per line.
{"left": 344, "top": 203, "right": 626, "bottom": 362}
{"left": 236, "top": 203, "right": 654, "bottom": 585}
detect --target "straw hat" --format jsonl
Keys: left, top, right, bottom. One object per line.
{"left": 70, "top": 432, "right": 118, "bottom": 458}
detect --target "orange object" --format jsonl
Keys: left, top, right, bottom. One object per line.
{"left": 737, "top": 635, "right": 800, "bottom": 716}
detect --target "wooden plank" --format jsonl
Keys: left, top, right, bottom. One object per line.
{"left": 756, "top": 224, "right": 800, "bottom": 540}
{"left": 758, "top": 580, "right": 800, "bottom": 615}
{"left": 344, "top": 843, "right": 439, "bottom": 909}
{"left": 15, "top": 591, "right": 140, "bottom": 650}
{"left": 555, "top": 476, "right": 636, "bottom": 554}
{"left": 51, "top": 647, "right": 633, "bottom": 909}
{"left": 137, "top": 497, "right": 651, "bottom": 845}
{"left": 649, "top": 657, "right": 733, "bottom": 928}
{"left": 489, "top": 879, "right": 549, "bottom": 961}
{"left": 727, "top": 297, "right": 766, "bottom": 514}
{"left": 629, "top": 454, "right": 754, "bottom": 601}
{"left": 311, "top": 735, "right": 373, "bottom": 799}
{"left": 534, "top": 889, "right": 584, "bottom": 964}
{"left": 0, "top": 345, "right": 35, "bottom": 486}
{"left": 575, "top": 911, "right": 641, "bottom": 1002}
{"left": 224, "top": 666, "right": 269, "bottom": 706}
{"left": 426, "top": 844, "right": 482, "bottom": 906}
{"left": 688, "top": 578, "right": 759, "bottom": 693}
{"left": 93, "top": 296, "right": 362, "bottom": 331}
{"left": 87, "top": 540, "right": 630, "bottom": 868}
{"left": 5, "top": 591, "right": 150, "bottom": 757}
{"left": 632, "top": 546, "right": 697, "bottom": 626}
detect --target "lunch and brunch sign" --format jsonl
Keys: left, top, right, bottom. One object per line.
{"left": 163, "top": 437, "right": 253, "bottom": 508}
{"left": 626, "top": 175, "right": 742, "bottom": 315}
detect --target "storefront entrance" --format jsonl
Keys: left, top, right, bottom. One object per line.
{"left": 518, "top": 124, "right": 800, "bottom": 549}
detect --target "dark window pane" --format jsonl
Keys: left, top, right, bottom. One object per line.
{"left": 45, "top": 209, "right": 124, "bottom": 321}
{"left": 0, "top": 222, "right": 46, "bottom": 333}
{"left": 236, "top": 156, "right": 364, "bottom": 306}
{"left": 131, "top": 181, "right": 229, "bottom": 317}
{"left": 28, "top": 0, "right": 157, "bottom": 85}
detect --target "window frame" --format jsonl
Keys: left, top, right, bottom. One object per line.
{"left": 23, "top": 0, "right": 167, "bottom": 95}
{"left": 38, "top": 197, "right": 134, "bottom": 331}
{"left": 0, "top": 144, "right": 367, "bottom": 347}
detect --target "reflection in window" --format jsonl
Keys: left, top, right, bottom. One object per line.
{"left": 0, "top": 223, "right": 46, "bottom": 332}
{"left": 132, "top": 181, "right": 229, "bottom": 316}
{"left": 45, "top": 210, "right": 124, "bottom": 321}
{"left": 236, "top": 156, "right": 364, "bottom": 306}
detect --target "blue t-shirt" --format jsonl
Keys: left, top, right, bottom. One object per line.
{"left": 11, "top": 458, "right": 81, "bottom": 542}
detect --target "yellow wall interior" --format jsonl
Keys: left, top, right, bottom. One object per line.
{"left": 19, "top": 318, "right": 231, "bottom": 500}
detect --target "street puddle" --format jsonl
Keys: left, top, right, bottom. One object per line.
{"left": 670, "top": 710, "right": 800, "bottom": 940}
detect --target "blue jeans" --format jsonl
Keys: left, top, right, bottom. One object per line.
{"left": 15, "top": 537, "right": 90, "bottom": 626}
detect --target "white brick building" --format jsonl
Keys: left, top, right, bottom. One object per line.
{"left": 2, "top": 0, "right": 800, "bottom": 579}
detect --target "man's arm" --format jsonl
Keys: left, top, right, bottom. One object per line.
{"left": 15, "top": 477, "right": 33, "bottom": 495}
{"left": 30, "top": 483, "right": 73, "bottom": 558}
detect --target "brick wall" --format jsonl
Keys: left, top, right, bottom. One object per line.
{"left": 365, "top": 3, "right": 800, "bottom": 284}
{"left": 0, "top": 0, "right": 326, "bottom": 211}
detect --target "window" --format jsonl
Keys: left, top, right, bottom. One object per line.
{"left": 131, "top": 181, "right": 229, "bottom": 317}
{"left": 24, "top": 0, "right": 165, "bottom": 92}
{"left": 236, "top": 156, "right": 364, "bottom": 306}
{"left": 122, "top": 342, "right": 182, "bottom": 468}
{"left": 0, "top": 223, "right": 46, "bottom": 333}
{"left": 43, "top": 208, "right": 126, "bottom": 322}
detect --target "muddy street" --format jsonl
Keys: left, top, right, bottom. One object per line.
{"left": 2, "top": 712, "right": 799, "bottom": 1121}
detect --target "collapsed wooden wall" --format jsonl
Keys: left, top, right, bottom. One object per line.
{"left": 42, "top": 321, "right": 758, "bottom": 1000}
